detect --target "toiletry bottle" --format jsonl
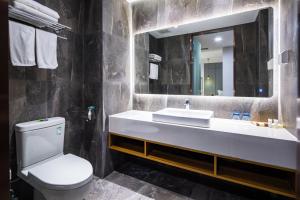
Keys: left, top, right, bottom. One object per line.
{"left": 232, "top": 112, "right": 240, "bottom": 120}
{"left": 241, "top": 113, "right": 251, "bottom": 121}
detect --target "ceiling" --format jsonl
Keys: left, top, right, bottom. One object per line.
{"left": 197, "top": 30, "right": 234, "bottom": 50}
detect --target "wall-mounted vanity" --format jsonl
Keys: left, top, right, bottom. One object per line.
{"left": 109, "top": 110, "right": 297, "bottom": 198}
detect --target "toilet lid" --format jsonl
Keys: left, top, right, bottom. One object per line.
{"left": 28, "top": 154, "right": 93, "bottom": 190}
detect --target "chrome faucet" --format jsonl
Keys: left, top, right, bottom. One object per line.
{"left": 184, "top": 99, "right": 190, "bottom": 110}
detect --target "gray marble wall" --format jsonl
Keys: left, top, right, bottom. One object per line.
{"left": 278, "top": 2, "right": 298, "bottom": 193}
{"left": 135, "top": 33, "right": 191, "bottom": 95}
{"left": 134, "top": 94, "right": 277, "bottom": 122}
{"left": 132, "top": 0, "right": 276, "bottom": 33}
{"left": 135, "top": 33, "right": 150, "bottom": 93}
{"left": 279, "top": 0, "right": 298, "bottom": 137}
{"left": 234, "top": 11, "right": 270, "bottom": 97}
{"left": 102, "top": 0, "right": 131, "bottom": 177}
{"left": 157, "top": 34, "right": 191, "bottom": 95}
{"left": 81, "top": 0, "right": 103, "bottom": 177}
{"left": 132, "top": 0, "right": 278, "bottom": 122}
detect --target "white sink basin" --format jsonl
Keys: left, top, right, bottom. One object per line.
{"left": 152, "top": 108, "right": 214, "bottom": 128}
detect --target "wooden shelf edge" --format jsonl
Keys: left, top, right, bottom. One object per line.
{"left": 110, "top": 145, "right": 145, "bottom": 158}
{"left": 216, "top": 175, "right": 296, "bottom": 199}
{"left": 147, "top": 155, "right": 214, "bottom": 177}
{"left": 110, "top": 132, "right": 145, "bottom": 142}
{"left": 217, "top": 154, "right": 296, "bottom": 173}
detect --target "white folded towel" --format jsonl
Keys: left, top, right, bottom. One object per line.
{"left": 13, "top": 1, "right": 58, "bottom": 23}
{"left": 9, "top": 20, "right": 36, "bottom": 66}
{"left": 149, "top": 63, "right": 159, "bottom": 80}
{"left": 15, "top": 0, "right": 60, "bottom": 19}
{"left": 149, "top": 54, "right": 162, "bottom": 62}
{"left": 36, "top": 29, "right": 58, "bottom": 69}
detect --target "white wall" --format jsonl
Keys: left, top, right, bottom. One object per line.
{"left": 222, "top": 47, "right": 234, "bottom": 96}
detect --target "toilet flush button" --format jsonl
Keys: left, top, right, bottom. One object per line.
{"left": 57, "top": 127, "right": 62, "bottom": 135}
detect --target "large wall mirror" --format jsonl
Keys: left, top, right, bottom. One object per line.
{"left": 134, "top": 8, "right": 274, "bottom": 97}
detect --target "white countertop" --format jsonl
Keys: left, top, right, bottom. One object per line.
{"left": 109, "top": 110, "right": 298, "bottom": 169}
{"left": 111, "top": 110, "right": 297, "bottom": 142}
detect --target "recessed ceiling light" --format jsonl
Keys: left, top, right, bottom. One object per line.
{"left": 214, "top": 36, "right": 222, "bottom": 42}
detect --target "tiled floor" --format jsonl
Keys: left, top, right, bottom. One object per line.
{"left": 86, "top": 172, "right": 191, "bottom": 200}
{"left": 86, "top": 159, "right": 290, "bottom": 200}
{"left": 86, "top": 171, "right": 253, "bottom": 200}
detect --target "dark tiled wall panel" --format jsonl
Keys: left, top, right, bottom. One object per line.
{"left": 9, "top": 1, "right": 131, "bottom": 192}
{"left": 9, "top": 0, "right": 86, "bottom": 171}
{"left": 9, "top": 0, "right": 86, "bottom": 197}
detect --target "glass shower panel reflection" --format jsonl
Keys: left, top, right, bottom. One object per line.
{"left": 192, "top": 37, "right": 201, "bottom": 95}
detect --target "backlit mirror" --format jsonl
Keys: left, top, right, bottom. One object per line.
{"left": 134, "top": 8, "right": 273, "bottom": 97}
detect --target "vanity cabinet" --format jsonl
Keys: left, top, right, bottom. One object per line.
{"left": 109, "top": 133, "right": 296, "bottom": 199}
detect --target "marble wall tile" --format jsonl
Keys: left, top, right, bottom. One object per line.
{"left": 132, "top": 0, "right": 159, "bottom": 32}
{"left": 102, "top": 0, "right": 131, "bottom": 178}
{"left": 83, "top": 0, "right": 102, "bottom": 34}
{"left": 232, "top": 0, "right": 275, "bottom": 12}
{"left": 163, "top": 0, "right": 199, "bottom": 24}
{"left": 133, "top": 94, "right": 167, "bottom": 112}
{"left": 103, "top": 0, "right": 130, "bottom": 39}
{"left": 84, "top": 33, "right": 102, "bottom": 82}
{"left": 196, "top": 0, "right": 233, "bottom": 19}
{"left": 37, "top": 0, "right": 85, "bottom": 34}
{"left": 82, "top": 0, "right": 103, "bottom": 178}
{"left": 103, "top": 33, "right": 129, "bottom": 82}
{"left": 132, "top": 0, "right": 237, "bottom": 33}
{"left": 135, "top": 33, "right": 149, "bottom": 94}
{"left": 135, "top": 46, "right": 149, "bottom": 93}
{"left": 134, "top": 94, "right": 277, "bottom": 121}
{"left": 278, "top": 0, "right": 298, "bottom": 137}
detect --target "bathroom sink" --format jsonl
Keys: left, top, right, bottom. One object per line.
{"left": 152, "top": 108, "right": 214, "bottom": 128}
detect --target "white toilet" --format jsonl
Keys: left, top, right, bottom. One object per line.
{"left": 15, "top": 117, "right": 93, "bottom": 200}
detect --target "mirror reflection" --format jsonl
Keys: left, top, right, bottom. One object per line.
{"left": 135, "top": 8, "right": 273, "bottom": 97}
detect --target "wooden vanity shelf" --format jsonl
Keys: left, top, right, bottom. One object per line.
{"left": 146, "top": 143, "right": 214, "bottom": 176}
{"left": 109, "top": 133, "right": 296, "bottom": 199}
{"left": 109, "top": 134, "right": 145, "bottom": 157}
{"left": 216, "top": 158, "right": 296, "bottom": 198}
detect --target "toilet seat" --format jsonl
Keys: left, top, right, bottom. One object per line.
{"left": 27, "top": 154, "right": 93, "bottom": 190}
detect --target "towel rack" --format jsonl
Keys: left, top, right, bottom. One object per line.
{"left": 8, "top": 6, "right": 71, "bottom": 39}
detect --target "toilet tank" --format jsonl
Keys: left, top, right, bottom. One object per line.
{"left": 15, "top": 117, "right": 65, "bottom": 169}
